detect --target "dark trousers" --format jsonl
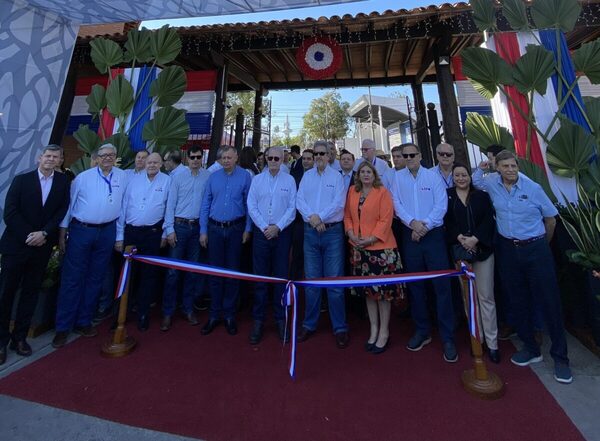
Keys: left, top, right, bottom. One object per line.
{"left": 124, "top": 224, "right": 163, "bottom": 316}
{"left": 0, "top": 248, "right": 53, "bottom": 345}
{"left": 496, "top": 237, "right": 569, "bottom": 364}
{"left": 401, "top": 226, "right": 455, "bottom": 343}
{"left": 252, "top": 226, "right": 292, "bottom": 323}
{"left": 290, "top": 216, "right": 305, "bottom": 280}
{"left": 208, "top": 221, "right": 244, "bottom": 320}
{"left": 56, "top": 221, "right": 116, "bottom": 332}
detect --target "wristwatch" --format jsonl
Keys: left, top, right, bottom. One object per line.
{"left": 41, "top": 231, "right": 48, "bottom": 238}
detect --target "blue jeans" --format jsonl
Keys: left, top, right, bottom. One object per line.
{"left": 401, "top": 226, "right": 455, "bottom": 343}
{"left": 252, "top": 225, "right": 292, "bottom": 323}
{"left": 163, "top": 223, "right": 200, "bottom": 316}
{"left": 56, "top": 221, "right": 116, "bottom": 332}
{"left": 496, "top": 237, "right": 569, "bottom": 364}
{"left": 303, "top": 222, "right": 347, "bottom": 334}
{"left": 208, "top": 221, "right": 244, "bottom": 320}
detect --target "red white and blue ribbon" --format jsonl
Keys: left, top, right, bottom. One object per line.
{"left": 115, "top": 253, "right": 477, "bottom": 378}
{"left": 114, "top": 248, "right": 135, "bottom": 299}
{"left": 461, "top": 262, "right": 481, "bottom": 342}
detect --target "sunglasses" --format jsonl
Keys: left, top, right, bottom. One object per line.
{"left": 402, "top": 153, "right": 419, "bottom": 159}
{"left": 437, "top": 152, "right": 454, "bottom": 158}
{"left": 97, "top": 153, "right": 116, "bottom": 159}
{"left": 361, "top": 148, "right": 372, "bottom": 151}
{"left": 267, "top": 156, "right": 281, "bottom": 162}
{"left": 314, "top": 151, "right": 328, "bottom": 156}
{"left": 188, "top": 155, "right": 202, "bottom": 160}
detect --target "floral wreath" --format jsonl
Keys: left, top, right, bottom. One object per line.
{"left": 295, "top": 36, "right": 343, "bottom": 80}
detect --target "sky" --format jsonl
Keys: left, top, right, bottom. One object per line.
{"left": 142, "top": 0, "right": 440, "bottom": 135}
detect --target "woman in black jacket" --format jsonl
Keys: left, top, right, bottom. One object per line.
{"left": 444, "top": 163, "right": 500, "bottom": 363}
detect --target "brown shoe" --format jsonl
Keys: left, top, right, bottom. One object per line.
{"left": 335, "top": 331, "right": 350, "bottom": 349}
{"left": 185, "top": 312, "right": 199, "bottom": 326}
{"left": 73, "top": 325, "right": 98, "bottom": 338}
{"left": 52, "top": 331, "right": 69, "bottom": 348}
{"left": 297, "top": 327, "right": 315, "bottom": 342}
{"left": 498, "top": 325, "right": 516, "bottom": 341}
{"left": 9, "top": 340, "right": 32, "bottom": 357}
{"left": 160, "top": 315, "right": 172, "bottom": 332}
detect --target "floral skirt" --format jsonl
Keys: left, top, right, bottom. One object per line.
{"left": 350, "top": 247, "right": 406, "bottom": 302}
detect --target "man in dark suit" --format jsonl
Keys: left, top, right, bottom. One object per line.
{"left": 0, "top": 144, "right": 70, "bottom": 364}
{"left": 289, "top": 144, "right": 304, "bottom": 186}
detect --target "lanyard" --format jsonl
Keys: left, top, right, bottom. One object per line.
{"left": 438, "top": 166, "right": 451, "bottom": 188}
{"left": 97, "top": 166, "right": 113, "bottom": 195}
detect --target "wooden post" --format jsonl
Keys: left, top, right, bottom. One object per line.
{"left": 252, "top": 87, "right": 263, "bottom": 153}
{"left": 456, "top": 262, "right": 505, "bottom": 400}
{"left": 234, "top": 108, "right": 245, "bottom": 153}
{"left": 208, "top": 63, "right": 228, "bottom": 166}
{"left": 101, "top": 246, "right": 136, "bottom": 358}
{"left": 410, "top": 81, "right": 433, "bottom": 167}
{"left": 49, "top": 63, "right": 78, "bottom": 145}
{"left": 426, "top": 103, "right": 442, "bottom": 163}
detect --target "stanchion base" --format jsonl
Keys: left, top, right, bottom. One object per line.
{"left": 101, "top": 336, "right": 137, "bottom": 358}
{"left": 461, "top": 369, "right": 505, "bottom": 400}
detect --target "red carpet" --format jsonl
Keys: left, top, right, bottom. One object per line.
{"left": 0, "top": 310, "right": 584, "bottom": 441}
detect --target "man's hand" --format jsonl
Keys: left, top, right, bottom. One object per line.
{"left": 315, "top": 222, "right": 326, "bottom": 233}
{"left": 160, "top": 238, "right": 167, "bottom": 248}
{"left": 263, "top": 225, "right": 280, "bottom": 240}
{"left": 200, "top": 234, "right": 208, "bottom": 248}
{"left": 409, "top": 220, "right": 428, "bottom": 237}
{"left": 114, "top": 240, "right": 124, "bottom": 252}
{"left": 25, "top": 231, "right": 46, "bottom": 247}
{"left": 308, "top": 214, "right": 322, "bottom": 228}
{"left": 411, "top": 230, "right": 421, "bottom": 242}
{"left": 58, "top": 228, "right": 67, "bottom": 253}
{"left": 242, "top": 231, "right": 251, "bottom": 244}
{"left": 478, "top": 160, "right": 490, "bottom": 171}
{"left": 167, "top": 232, "right": 177, "bottom": 248}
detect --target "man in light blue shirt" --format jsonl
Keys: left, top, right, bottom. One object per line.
{"left": 115, "top": 153, "right": 169, "bottom": 331}
{"left": 200, "top": 145, "right": 252, "bottom": 336}
{"left": 124, "top": 150, "right": 148, "bottom": 180}
{"left": 339, "top": 149, "right": 355, "bottom": 194}
{"left": 296, "top": 140, "right": 349, "bottom": 349}
{"left": 53, "top": 143, "right": 127, "bottom": 348}
{"left": 247, "top": 146, "right": 297, "bottom": 344}
{"left": 354, "top": 138, "right": 389, "bottom": 177}
{"left": 164, "top": 150, "right": 186, "bottom": 177}
{"left": 161, "top": 146, "right": 210, "bottom": 332}
{"left": 473, "top": 150, "right": 571, "bottom": 384}
{"left": 392, "top": 143, "right": 457, "bottom": 362}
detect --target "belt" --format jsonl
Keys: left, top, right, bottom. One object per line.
{"left": 500, "top": 234, "right": 545, "bottom": 247}
{"left": 126, "top": 221, "right": 163, "bottom": 230}
{"left": 175, "top": 217, "right": 199, "bottom": 225}
{"left": 306, "top": 221, "right": 342, "bottom": 230}
{"left": 209, "top": 217, "right": 245, "bottom": 228}
{"left": 72, "top": 218, "right": 116, "bottom": 228}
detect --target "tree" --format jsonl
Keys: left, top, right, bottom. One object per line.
{"left": 224, "top": 91, "right": 271, "bottom": 128}
{"left": 302, "top": 91, "right": 350, "bottom": 141}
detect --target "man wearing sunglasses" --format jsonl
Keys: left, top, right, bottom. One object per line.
{"left": 161, "top": 146, "right": 210, "bottom": 332}
{"left": 434, "top": 143, "right": 455, "bottom": 188}
{"left": 392, "top": 143, "right": 457, "bottom": 363}
{"left": 296, "top": 141, "right": 349, "bottom": 349}
{"left": 246, "top": 147, "right": 297, "bottom": 344}
{"left": 353, "top": 138, "right": 389, "bottom": 178}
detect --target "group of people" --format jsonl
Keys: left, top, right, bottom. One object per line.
{"left": 0, "top": 138, "right": 573, "bottom": 384}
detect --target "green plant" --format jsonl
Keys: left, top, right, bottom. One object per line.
{"left": 72, "top": 25, "right": 190, "bottom": 172}
{"left": 41, "top": 247, "right": 61, "bottom": 290}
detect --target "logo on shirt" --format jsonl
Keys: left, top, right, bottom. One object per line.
{"left": 518, "top": 194, "right": 529, "bottom": 201}
{"left": 280, "top": 188, "right": 289, "bottom": 192}
{"left": 420, "top": 187, "right": 431, "bottom": 191}
{"left": 155, "top": 187, "right": 164, "bottom": 192}
{"left": 326, "top": 184, "right": 335, "bottom": 188}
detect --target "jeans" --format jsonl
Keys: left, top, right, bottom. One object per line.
{"left": 303, "top": 222, "right": 347, "bottom": 334}
{"left": 163, "top": 223, "right": 200, "bottom": 316}
{"left": 208, "top": 221, "right": 244, "bottom": 320}
{"left": 252, "top": 225, "right": 292, "bottom": 323}
{"left": 496, "top": 237, "right": 569, "bottom": 364}
{"left": 401, "top": 226, "right": 455, "bottom": 343}
{"left": 56, "top": 221, "right": 116, "bottom": 332}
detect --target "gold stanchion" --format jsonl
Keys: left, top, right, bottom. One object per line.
{"left": 457, "top": 262, "right": 505, "bottom": 400}
{"left": 101, "top": 245, "right": 137, "bottom": 357}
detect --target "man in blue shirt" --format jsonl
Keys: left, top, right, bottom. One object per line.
{"left": 200, "top": 145, "right": 252, "bottom": 336}
{"left": 473, "top": 150, "right": 572, "bottom": 384}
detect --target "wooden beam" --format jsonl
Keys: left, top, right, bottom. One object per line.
{"left": 365, "top": 43, "right": 372, "bottom": 79}
{"left": 239, "top": 52, "right": 272, "bottom": 82}
{"left": 211, "top": 51, "right": 260, "bottom": 90}
{"left": 384, "top": 40, "right": 396, "bottom": 77}
{"left": 260, "top": 51, "right": 288, "bottom": 81}
{"left": 345, "top": 45, "right": 354, "bottom": 80}
{"left": 402, "top": 39, "right": 418, "bottom": 76}
{"left": 280, "top": 49, "right": 304, "bottom": 80}
{"left": 415, "top": 37, "right": 437, "bottom": 85}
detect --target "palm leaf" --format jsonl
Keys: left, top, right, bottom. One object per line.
{"left": 142, "top": 106, "right": 190, "bottom": 151}
{"left": 583, "top": 96, "right": 600, "bottom": 139}
{"left": 69, "top": 156, "right": 92, "bottom": 175}
{"left": 123, "top": 28, "right": 152, "bottom": 63}
{"left": 471, "top": 0, "right": 497, "bottom": 32}
{"left": 465, "top": 112, "right": 516, "bottom": 152}
{"left": 86, "top": 84, "right": 106, "bottom": 118}
{"left": 150, "top": 65, "right": 187, "bottom": 107}
{"left": 105, "top": 74, "right": 134, "bottom": 117}
{"left": 546, "top": 118, "right": 596, "bottom": 177}
{"left": 73, "top": 124, "right": 101, "bottom": 155}
{"left": 530, "top": 0, "right": 581, "bottom": 32}
{"left": 501, "top": 0, "right": 529, "bottom": 31}
{"left": 461, "top": 47, "right": 513, "bottom": 99}
{"left": 90, "top": 38, "right": 123, "bottom": 74}
{"left": 573, "top": 40, "right": 600, "bottom": 85}
{"left": 513, "top": 45, "right": 555, "bottom": 95}
{"left": 518, "top": 157, "right": 556, "bottom": 202}
{"left": 150, "top": 25, "right": 182, "bottom": 65}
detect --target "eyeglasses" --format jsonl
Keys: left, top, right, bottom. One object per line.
{"left": 402, "top": 153, "right": 419, "bottom": 159}
{"left": 361, "top": 148, "right": 373, "bottom": 151}
{"left": 314, "top": 151, "right": 327, "bottom": 156}
{"left": 188, "top": 155, "right": 202, "bottom": 160}
{"left": 437, "top": 152, "right": 454, "bottom": 158}
{"left": 97, "top": 153, "right": 116, "bottom": 159}
{"left": 267, "top": 156, "right": 281, "bottom": 162}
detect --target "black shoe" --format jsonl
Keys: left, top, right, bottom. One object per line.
{"left": 372, "top": 339, "right": 389, "bottom": 355}
{"left": 160, "top": 315, "right": 172, "bottom": 332}
{"left": 297, "top": 327, "right": 315, "bottom": 342}
{"left": 277, "top": 321, "right": 289, "bottom": 343}
{"left": 9, "top": 339, "right": 32, "bottom": 357}
{"left": 194, "top": 297, "right": 210, "bottom": 312}
{"left": 185, "top": 311, "right": 199, "bottom": 326}
{"left": 201, "top": 319, "right": 221, "bottom": 335}
{"left": 52, "top": 331, "right": 69, "bottom": 349}
{"left": 489, "top": 348, "right": 501, "bottom": 364}
{"left": 335, "top": 331, "right": 350, "bottom": 349}
{"left": 225, "top": 319, "right": 238, "bottom": 336}
{"left": 0, "top": 345, "right": 7, "bottom": 365}
{"left": 249, "top": 321, "right": 263, "bottom": 345}
{"left": 137, "top": 315, "right": 149, "bottom": 332}
{"left": 73, "top": 325, "right": 98, "bottom": 337}
{"left": 365, "top": 341, "right": 376, "bottom": 352}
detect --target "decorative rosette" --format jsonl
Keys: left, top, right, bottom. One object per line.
{"left": 296, "top": 36, "right": 343, "bottom": 80}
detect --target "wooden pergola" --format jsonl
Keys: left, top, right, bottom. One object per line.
{"left": 60, "top": 1, "right": 600, "bottom": 167}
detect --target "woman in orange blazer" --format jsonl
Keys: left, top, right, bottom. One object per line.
{"left": 344, "top": 161, "right": 403, "bottom": 354}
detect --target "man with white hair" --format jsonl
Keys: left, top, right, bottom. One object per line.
{"left": 53, "top": 143, "right": 127, "bottom": 348}
{"left": 327, "top": 141, "right": 342, "bottom": 172}
{"left": 354, "top": 139, "right": 389, "bottom": 177}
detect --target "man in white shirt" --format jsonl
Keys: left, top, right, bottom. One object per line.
{"left": 433, "top": 143, "right": 455, "bottom": 188}
{"left": 115, "top": 153, "right": 169, "bottom": 331}
{"left": 354, "top": 138, "right": 389, "bottom": 177}
{"left": 247, "top": 147, "right": 297, "bottom": 344}
{"left": 296, "top": 140, "right": 349, "bottom": 349}
{"left": 327, "top": 141, "right": 342, "bottom": 172}
{"left": 392, "top": 143, "right": 457, "bottom": 362}
{"left": 53, "top": 143, "right": 127, "bottom": 348}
